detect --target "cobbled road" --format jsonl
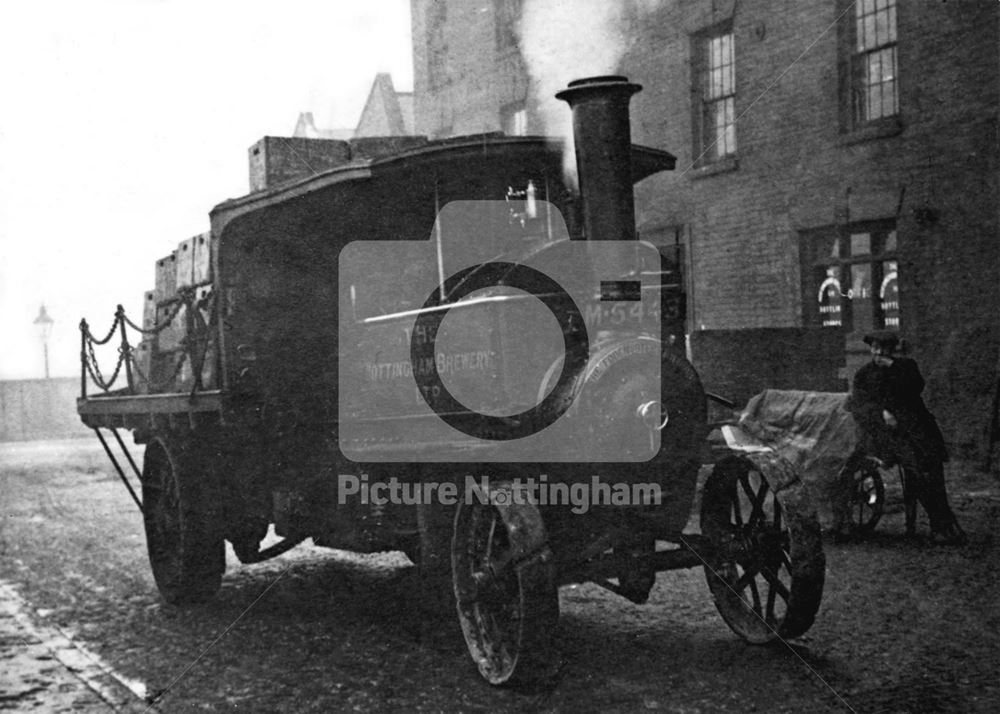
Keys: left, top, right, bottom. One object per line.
{"left": 1, "top": 439, "right": 998, "bottom": 713}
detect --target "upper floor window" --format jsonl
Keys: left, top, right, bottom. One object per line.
{"left": 495, "top": 0, "right": 522, "bottom": 51}
{"left": 851, "top": 0, "right": 898, "bottom": 123}
{"left": 694, "top": 25, "right": 736, "bottom": 163}
{"left": 501, "top": 101, "right": 528, "bottom": 135}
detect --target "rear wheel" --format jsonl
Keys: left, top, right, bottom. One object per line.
{"left": 142, "top": 436, "right": 225, "bottom": 605}
{"left": 700, "top": 453, "right": 825, "bottom": 643}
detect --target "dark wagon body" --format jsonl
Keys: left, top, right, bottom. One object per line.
{"left": 78, "top": 76, "right": 824, "bottom": 686}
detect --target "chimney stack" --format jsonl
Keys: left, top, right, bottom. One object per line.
{"left": 556, "top": 75, "right": 642, "bottom": 242}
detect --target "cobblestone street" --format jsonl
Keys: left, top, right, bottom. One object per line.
{"left": 1, "top": 439, "right": 998, "bottom": 712}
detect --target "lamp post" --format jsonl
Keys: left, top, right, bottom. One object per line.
{"left": 33, "top": 304, "right": 54, "bottom": 379}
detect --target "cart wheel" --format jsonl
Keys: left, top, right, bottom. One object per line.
{"left": 843, "top": 457, "right": 886, "bottom": 533}
{"left": 452, "top": 484, "right": 558, "bottom": 686}
{"left": 142, "top": 436, "right": 225, "bottom": 605}
{"left": 700, "top": 454, "right": 825, "bottom": 643}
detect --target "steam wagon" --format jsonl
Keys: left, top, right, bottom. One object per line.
{"left": 78, "top": 76, "right": 824, "bottom": 686}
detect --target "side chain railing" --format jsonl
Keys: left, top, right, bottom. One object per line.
{"left": 79, "top": 287, "right": 216, "bottom": 399}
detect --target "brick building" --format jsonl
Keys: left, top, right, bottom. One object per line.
{"left": 409, "top": 0, "right": 1000, "bottom": 456}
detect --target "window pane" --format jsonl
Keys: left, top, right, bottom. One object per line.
{"left": 851, "top": 263, "right": 872, "bottom": 301}
{"left": 724, "top": 99, "right": 736, "bottom": 153}
{"left": 888, "top": 5, "right": 897, "bottom": 42}
{"left": 851, "top": 232, "right": 871, "bottom": 256}
{"left": 818, "top": 266, "right": 844, "bottom": 327}
{"left": 875, "top": 8, "right": 889, "bottom": 45}
{"left": 881, "top": 82, "right": 896, "bottom": 118}
{"left": 710, "top": 68, "right": 723, "bottom": 98}
{"left": 713, "top": 102, "right": 726, "bottom": 157}
{"left": 850, "top": 263, "right": 874, "bottom": 332}
{"left": 884, "top": 230, "right": 897, "bottom": 252}
{"left": 879, "top": 48, "right": 895, "bottom": 81}
{"left": 863, "top": 14, "right": 876, "bottom": 50}
{"left": 867, "top": 52, "right": 881, "bottom": 83}
{"left": 867, "top": 85, "right": 881, "bottom": 119}
{"left": 879, "top": 260, "right": 899, "bottom": 329}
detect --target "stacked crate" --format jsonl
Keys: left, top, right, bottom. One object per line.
{"left": 132, "top": 291, "right": 157, "bottom": 394}
{"left": 145, "top": 232, "right": 215, "bottom": 393}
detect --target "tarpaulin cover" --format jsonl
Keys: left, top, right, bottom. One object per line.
{"left": 737, "top": 390, "right": 857, "bottom": 491}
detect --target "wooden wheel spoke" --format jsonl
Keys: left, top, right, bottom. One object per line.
{"left": 738, "top": 473, "right": 768, "bottom": 526}
{"left": 748, "top": 577, "right": 763, "bottom": 615}
{"left": 765, "top": 579, "right": 779, "bottom": 622}
{"left": 733, "top": 565, "right": 760, "bottom": 593}
{"left": 780, "top": 549, "right": 793, "bottom": 572}
{"left": 759, "top": 566, "right": 790, "bottom": 602}
{"left": 730, "top": 491, "right": 744, "bottom": 525}
{"left": 748, "top": 482, "right": 769, "bottom": 525}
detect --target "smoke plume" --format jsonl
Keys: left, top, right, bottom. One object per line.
{"left": 518, "top": 0, "right": 661, "bottom": 187}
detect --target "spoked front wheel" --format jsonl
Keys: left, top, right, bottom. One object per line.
{"left": 452, "top": 483, "right": 558, "bottom": 687}
{"left": 700, "top": 453, "right": 825, "bottom": 643}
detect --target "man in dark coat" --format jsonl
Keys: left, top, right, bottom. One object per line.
{"left": 844, "top": 330, "right": 966, "bottom": 544}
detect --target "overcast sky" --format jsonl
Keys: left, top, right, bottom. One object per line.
{"left": 0, "top": 0, "right": 413, "bottom": 379}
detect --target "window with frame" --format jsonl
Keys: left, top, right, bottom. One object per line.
{"left": 801, "top": 221, "right": 899, "bottom": 333}
{"left": 850, "top": 0, "right": 898, "bottom": 124}
{"left": 694, "top": 24, "right": 736, "bottom": 163}
{"left": 495, "top": 0, "right": 522, "bottom": 51}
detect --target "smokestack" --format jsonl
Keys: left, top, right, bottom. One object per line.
{"left": 556, "top": 75, "right": 641, "bottom": 241}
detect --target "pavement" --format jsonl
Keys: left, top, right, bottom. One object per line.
{"left": 0, "top": 582, "right": 147, "bottom": 713}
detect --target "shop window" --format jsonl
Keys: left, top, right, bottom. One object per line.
{"left": 802, "top": 221, "right": 898, "bottom": 333}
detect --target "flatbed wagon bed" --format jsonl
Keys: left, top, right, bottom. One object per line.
{"left": 77, "top": 390, "right": 223, "bottom": 431}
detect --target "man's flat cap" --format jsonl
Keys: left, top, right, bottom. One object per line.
{"left": 863, "top": 329, "right": 900, "bottom": 348}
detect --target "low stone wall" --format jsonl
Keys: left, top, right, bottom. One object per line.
{"left": 0, "top": 378, "right": 90, "bottom": 442}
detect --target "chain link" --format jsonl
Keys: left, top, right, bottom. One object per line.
{"left": 84, "top": 338, "right": 127, "bottom": 391}
{"left": 121, "top": 297, "right": 187, "bottom": 335}
{"left": 81, "top": 287, "right": 212, "bottom": 394}
{"left": 83, "top": 312, "right": 121, "bottom": 345}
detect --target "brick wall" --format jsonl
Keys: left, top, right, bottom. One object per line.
{"left": 690, "top": 328, "right": 847, "bottom": 407}
{"left": 410, "top": 0, "right": 1000, "bottom": 457}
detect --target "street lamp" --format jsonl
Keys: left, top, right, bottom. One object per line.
{"left": 33, "top": 304, "right": 54, "bottom": 379}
